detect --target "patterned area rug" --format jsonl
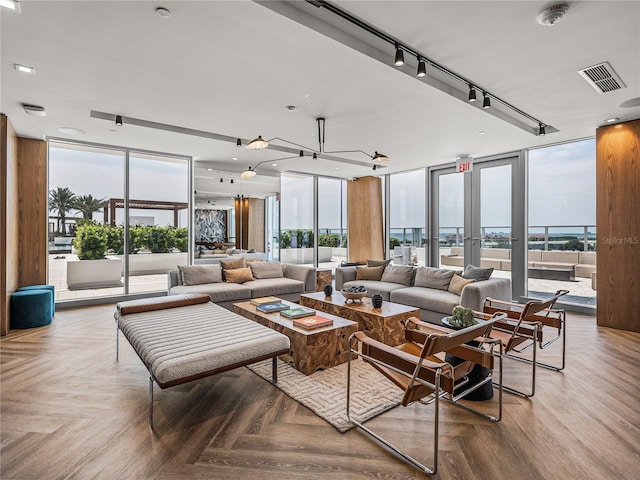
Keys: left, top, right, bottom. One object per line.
{"left": 247, "top": 358, "right": 403, "bottom": 432}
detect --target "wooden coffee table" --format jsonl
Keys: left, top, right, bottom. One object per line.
{"left": 233, "top": 300, "right": 358, "bottom": 375}
{"left": 300, "top": 292, "right": 420, "bottom": 346}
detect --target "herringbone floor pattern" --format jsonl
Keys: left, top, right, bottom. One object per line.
{"left": 1, "top": 305, "right": 638, "bottom": 479}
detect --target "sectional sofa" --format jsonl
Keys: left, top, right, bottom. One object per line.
{"left": 167, "top": 261, "right": 316, "bottom": 310}
{"left": 336, "top": 264, "right": 511, "bottom": 325}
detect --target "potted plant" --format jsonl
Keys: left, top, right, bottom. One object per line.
{"left": 67, "top": 224, "right": 122, "bottom": 289}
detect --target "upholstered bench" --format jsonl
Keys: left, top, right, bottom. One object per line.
{"left": 10, "top": 289, "right": 53, "bottom": 329}
{"left": 114, "top": 293, "right": 290, "bottom": 428}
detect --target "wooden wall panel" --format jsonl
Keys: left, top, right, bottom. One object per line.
{"left": 347, "top": 176, "right": 384, "bottom": 263}
{"left": 1, "top": 115, "right": 20, "bottom": 335}
{"left": 247, "top": 198, "right": 265, "bottom": 253}
{"left": 596, "top": 119, "right": 640, "bottom": 332}
{"left": 17, "top": 138, "right": 48, "bottom": 287}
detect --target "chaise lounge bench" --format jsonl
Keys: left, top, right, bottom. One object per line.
{"left": 114, "top": 293, "right": 290, "bottom": 428}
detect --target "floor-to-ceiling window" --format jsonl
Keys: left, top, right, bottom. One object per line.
{"left": 432, "top": 169, "right": 465, "bottom": 269}
{"left": 280, "top": 173, "right": 314, "bottom": 266}
{"left": 47, "top": 140, "right": 190, "bottom": 303}
{"left": 318, "top": 177, "right": 347, "bottom": 269}
{"left": 388, "top": 169, "right": 426, "bottom": 265}
{"left": 528, "top": 139, "right": 596, "bottom": 306}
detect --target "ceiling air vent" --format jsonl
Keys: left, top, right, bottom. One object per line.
{"left": 578, "top": 62, "right": 626, "bottom": 93}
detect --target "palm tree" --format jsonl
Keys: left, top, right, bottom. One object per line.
{"left": 49, "top": 187, "right": 76, "bottom": 234}
{"left": 73, "top": 194, "right": 106, "bottom": 221}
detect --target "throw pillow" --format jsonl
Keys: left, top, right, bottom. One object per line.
{"left": 448, "top": 274, "right": 474, "bottom": 295}
{"left": 225, "top": 267, "right": 254, "bottom": 284}
{"left": 248, "top": 261, "right": 284, "bottom": 279}
{"left": 219, "top": 257, "right": 245, "bottom": 271}
{"left": 414, "top": 267, "right": 455, "bottom": 290}
{"left": 380, "top": 265, "right": 414, "bottom": 286}
{"left": 356, "top": 265, "right": 385, "bottom": 281}
{"left": 225, "top": 247, "right": 235, "bottom": 254}
{"left": 178, "top": 265, "right": 223, "bottom": 286}
{"left": 462, "top": 264, "right": 493, "bottom": 282}
{"left": 367, "top": 258, "right": 392, "bottom": 268}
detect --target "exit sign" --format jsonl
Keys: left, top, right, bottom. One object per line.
{"left": 456, "top": 156, "right": 473, "bottom": 173}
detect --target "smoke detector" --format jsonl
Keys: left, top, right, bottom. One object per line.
{"left": 537, "top": 4, "right": 569, "bottom": 26}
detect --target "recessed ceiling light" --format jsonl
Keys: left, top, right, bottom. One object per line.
{"left": 207, "top": 168, "right": 213, "bottom": 171}
{"left": 285, "top": 105, "right": 297, "bottom": 111}
{"left": 478, "top": 131, "right": 486, "bottom": 135}
{"left": 605, "top": 117, "right": 619, "bottom": 123}
{"left": 14, "top": 63, "right": 35, "bottom": 74}
{"left": 231, "top": 157, "right": 238, "bottom": 161}
{"left": 155, "top": 7, "right": 171, "bottom": 18}
{"left": 271, "top": 163, "right": 278, "bottom": 166}
{"left": 22, "top": 103, "right": 46, "bottom": 116}
{"left": 0, "top": 0, "right": 21, "bottom": 12}
{"left": 304, "top": 94, "right": 310, "bottom": 98}
{"left": 58, "top": 127, "right": 85, "bottom": 135}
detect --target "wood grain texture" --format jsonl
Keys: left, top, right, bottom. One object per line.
{"left": 301, "top": 292, "right": 420, "bottom": 346}
{"left": 596, "top": 119, "right": 640, "bottom": 332}
{"left": 233, "top": 300, "right": 359, "bottom": 375}
{"left": 347, "top": 176, "right": 384, "bottom": 263}
{"left": 1, "top": 115, "right": 19, "bottom": 336}
{"left": 315, "top": 269, "right": 332, "bottom": 291}
{"left": 1, "top": 305, "right": 638, "bottom": 479}
{"left": 17, "top": 138, "right": 48, "bottom": 288}
{"left": 247, "top": 198, "right": 265, "bottom": 253}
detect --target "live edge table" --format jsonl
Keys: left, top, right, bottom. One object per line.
{"left": 233, "top": 300, "right": 358, "bottom": 375}
{"left": 300, "top": 292, "right": 420, "bottom": 346}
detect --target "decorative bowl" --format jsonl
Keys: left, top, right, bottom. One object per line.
{"left": 341, "top": 289, "right": 367, "bottom": 302}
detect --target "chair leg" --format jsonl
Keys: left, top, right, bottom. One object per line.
{"left": 148, "top": 376, "right": 155, "bottom": 430}
{"left": 116, "top": 326, "right": 120, "bottom": 362}
{"left": 346, "top": 350, "right": 439, "bottom": 475}
{"left": 499, "top": 339, "right": 537, "bottom": 398}
{"left": 271, "top": 356, "right": 278, "bottom": 384}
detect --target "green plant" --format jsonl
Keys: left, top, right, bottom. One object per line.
{"left": 280, "top": 230, "right": 291, "bottom": 248}
{"left": 306, "top": 229, "right": 314, "bottom": 247}
{"left": 174, "top": 227, "right": 188, "bottom": 252}
{"left": 318, "top": 234, "right": 340, "bottom": 247}
{"left": 560, "top": 237, "right": 583, "bottom": 251}
{"left": 144, "top": 226, "right": 176, "bottom": 253}
{"left": 389, "top": 237, "right": 401, "bottom": 248}
{"left": 105, "top": 225, "right": 124, "bottom": 254}
{"left": 128, "top": 226, "right": 145, "bottom": 254}
{"left": 49, "top": 186, "right": 76, "bottom": 235}
{"left": 449, "top": 306, "right": 477, "bottom": 328}
{"left": 295, "top": 229, "right": 305, "bottom": 248}
{"left": 73, "top": 194, "right": 106, "bottom": 220}
{"left": 74, "top": 224, "right": 107, "bottom": 260}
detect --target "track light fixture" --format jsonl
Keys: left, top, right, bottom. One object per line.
{"left": 417, "top": 58, "right": 427, "bottom": 77}
{"left": 246, "top": 135, "right": 268, "bottom": 149}
{"left": 468, "top": 85, "right": 477, "bottom": 102}
{"left": 230, "top": 179, "right": 234, "bottom": 184}
{"left": 115, "top": 115, "right": 123, "bottom": 126}
{"left": 220, "top": 178, "right": 224, "bottom": 183}
{"left": 538, "top": 123, "right": 546, "bottom": 136}
{"left": 372, "top": 164, "right": 377, "bottom": 171}
{"left": 312, "top": 153, "right": 317, "bottom": 160}
{"left": 482, "top": 92, "right": 491, "bottom": 109}
{"left": 394, "top": 43, "right": 404, "bottom": 67}
{"left": 236, "top": 138, "right": 242, "bottom": 146}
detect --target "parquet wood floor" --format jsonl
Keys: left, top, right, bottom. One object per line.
{"left": 1, "top": 305, "right": 638, "bottom": 479}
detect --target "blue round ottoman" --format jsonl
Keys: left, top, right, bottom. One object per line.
{"left": 10, "top": 289, "right": 53, "bottom": 329}
{"left": 17, "top": 285, "right": 55, "bottom": 315}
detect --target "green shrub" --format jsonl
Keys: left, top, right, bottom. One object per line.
{"left": 144, "top": 226, "right": 176, "bottom": 253}
{"left": 128, "top": 226, "right": 145, "bottom": 254}
{"left": 174, "top": 227, "right": 188, "bottom": 252}
{"left": 105, "top": 225, "right": 124, "bottom": 254}
{"left": 389, "top": 237, "right": 402, "bottom": 248}
{"left": 318, "top": 234, "right": 340, "bottom": 247}
{"left": 280, "top": 230, "right": 292, "bottom": 248}
{"left": 74, "top": 224, "right": 107, "bottom": 260}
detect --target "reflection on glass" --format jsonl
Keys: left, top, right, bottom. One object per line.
{"left": 280, "top": 173, "right": 314, "bottom": 265}
{"left": 528, "top": 139, "right": 596, "bottom": 305}
{"left": 318, "top": 177, "right": 347, "bottom": 270}
{"left": 389, "top": 170, "right": 425, "bottom": 265}
{"left": 437, "top": 172, "right": 464, "bottom": 269}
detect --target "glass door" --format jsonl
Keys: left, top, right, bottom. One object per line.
{"left": 430, "top": 167, "right": 465, "bottom": 269}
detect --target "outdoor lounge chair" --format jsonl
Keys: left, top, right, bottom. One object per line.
{"left": 347, "top": 312, "right": 506, "bottom": 475}
{"left": 483, "top": 289, "right": 568, "bottom": 397}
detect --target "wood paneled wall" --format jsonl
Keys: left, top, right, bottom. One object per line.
{"left": 18, "top": 138, "right": 48, "bottom": 287}
{"left": 347, "top": 176, "right": 384, "bottom": 263}
{"left": 1, "top": 115, "right": 19, "bottom": 335}
{"left": 235, "top": 197, "right": 265, "bottom": 251}
{"left": 596, "top": 119, "right": 640, "bottom": 332}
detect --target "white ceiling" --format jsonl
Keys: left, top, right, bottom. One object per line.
{"left": 2, "top": 1, "right": 639, "bottom": 198}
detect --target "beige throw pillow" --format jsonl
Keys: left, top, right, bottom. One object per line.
{"left": 178, "top": 265, "right": 223, "bottom": 286}
{"left": 225, "top": 267, "right": 254, "bottom": 284}
{"left": 356, "top": 265, "right": 385, "bottom": 281}
{"left": 248, "top": 261, "right": 284, "bottom": 279}
{"left": 448, "top": 274, "right": 474, "bottom": 295}
{"left": 380, "top": 265, "right": 414, "bottom": 286}
{"left": 414, "top": 267, "right": 455, "bottom": 290}
{"left": 367, "top": 259, "right": 392, "bottom": 268}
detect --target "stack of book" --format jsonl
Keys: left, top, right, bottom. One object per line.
{"left": 251, "top": 297, "right": 290, "bottom": 313}
{"left": 293, "top": 315, "right": 334, "bottom": 330}
{"left": 280, "top": 306, "right": 316, "bottom": 319}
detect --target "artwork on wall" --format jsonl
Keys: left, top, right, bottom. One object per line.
{"left": 194, "top": 209, "right": 227, "bottom": 242}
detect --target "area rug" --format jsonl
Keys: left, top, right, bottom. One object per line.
{"left": 247, "top": 358, "right": 403, "bottom": 432}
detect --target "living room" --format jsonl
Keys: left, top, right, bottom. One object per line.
{"left": 1, "top": 1, "right": 639, "bottom": 479}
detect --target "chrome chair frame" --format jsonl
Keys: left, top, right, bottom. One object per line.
{"left": 483, "top": 290, "right": 568, "bottom": 398}
{"left": 346, "top": 313, "right": 505, "bottom": 475}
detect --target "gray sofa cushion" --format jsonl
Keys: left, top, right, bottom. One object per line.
{"left": 463, "top": 264, "right": 493, "bottom": 281}
{"left": 169, "top": 282, "right": 251, "bottom": 302}
{"left": 248, "top": 261, "right": 284, "bottom": 279}
{"left": 342, "top": 280, "right": 407, "bottom": 301}
{"left": 381, "top": 265, "right": 414, "bottom": 286}
{"left": 414, "top": 267, "right": 454, "bottom": 290}
{"left": 178, "top": 264, "right": 223, "bottom": 285}
{"left": 390, "top": 287, "right": 460, "bottom": 316}
{"left": 367, "top": 259, "right": 392, "bottom": 268}
{"left": 244, "top": 278, "right": 305, "bottom": 298}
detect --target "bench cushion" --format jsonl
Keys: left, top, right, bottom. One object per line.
{"left": 115, "top": 301, "right": 289, "bottom": 388}
{"left": 243, "top": 278, "right": 305, "bottom": 298}
{"left": 169, "top": 283, "right": 251, "bottom": 302}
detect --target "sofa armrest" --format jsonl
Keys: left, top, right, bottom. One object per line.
{"left": 460, "top": 277, "right": 511, "bottom": 311}
{"left": 335, "top": 266, "right": 357, "bottom": 290}
{"left": 281, "top": 264, "right": 316, "bottom": 292}
{"left": 167, "top": 270, "right": 180, "bottom": 291}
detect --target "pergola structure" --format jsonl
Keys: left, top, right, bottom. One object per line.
{"left": 103, "top": 198, "right": 188, "bottom": 227}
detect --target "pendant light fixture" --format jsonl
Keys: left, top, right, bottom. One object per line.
{"left": 240, "top": 167, "right": 256, "bottom": 179}
{"left": 417, "top": 58, "right": 427, "bottom": 77}
{"left": 372, "top": 151, "right": 389, "bottom": 162}
{"left": 246, "top": 135, "right": 268, "bottom": 149}
{"left": 394, "top": 43, "right": 404, "bottom": 67}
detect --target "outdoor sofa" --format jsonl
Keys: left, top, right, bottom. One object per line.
{"left": 167, "top": 260, "right": 316, "bottom": 310}
{"left": 336, "top": 263, "right": 511, "bottom": 325}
